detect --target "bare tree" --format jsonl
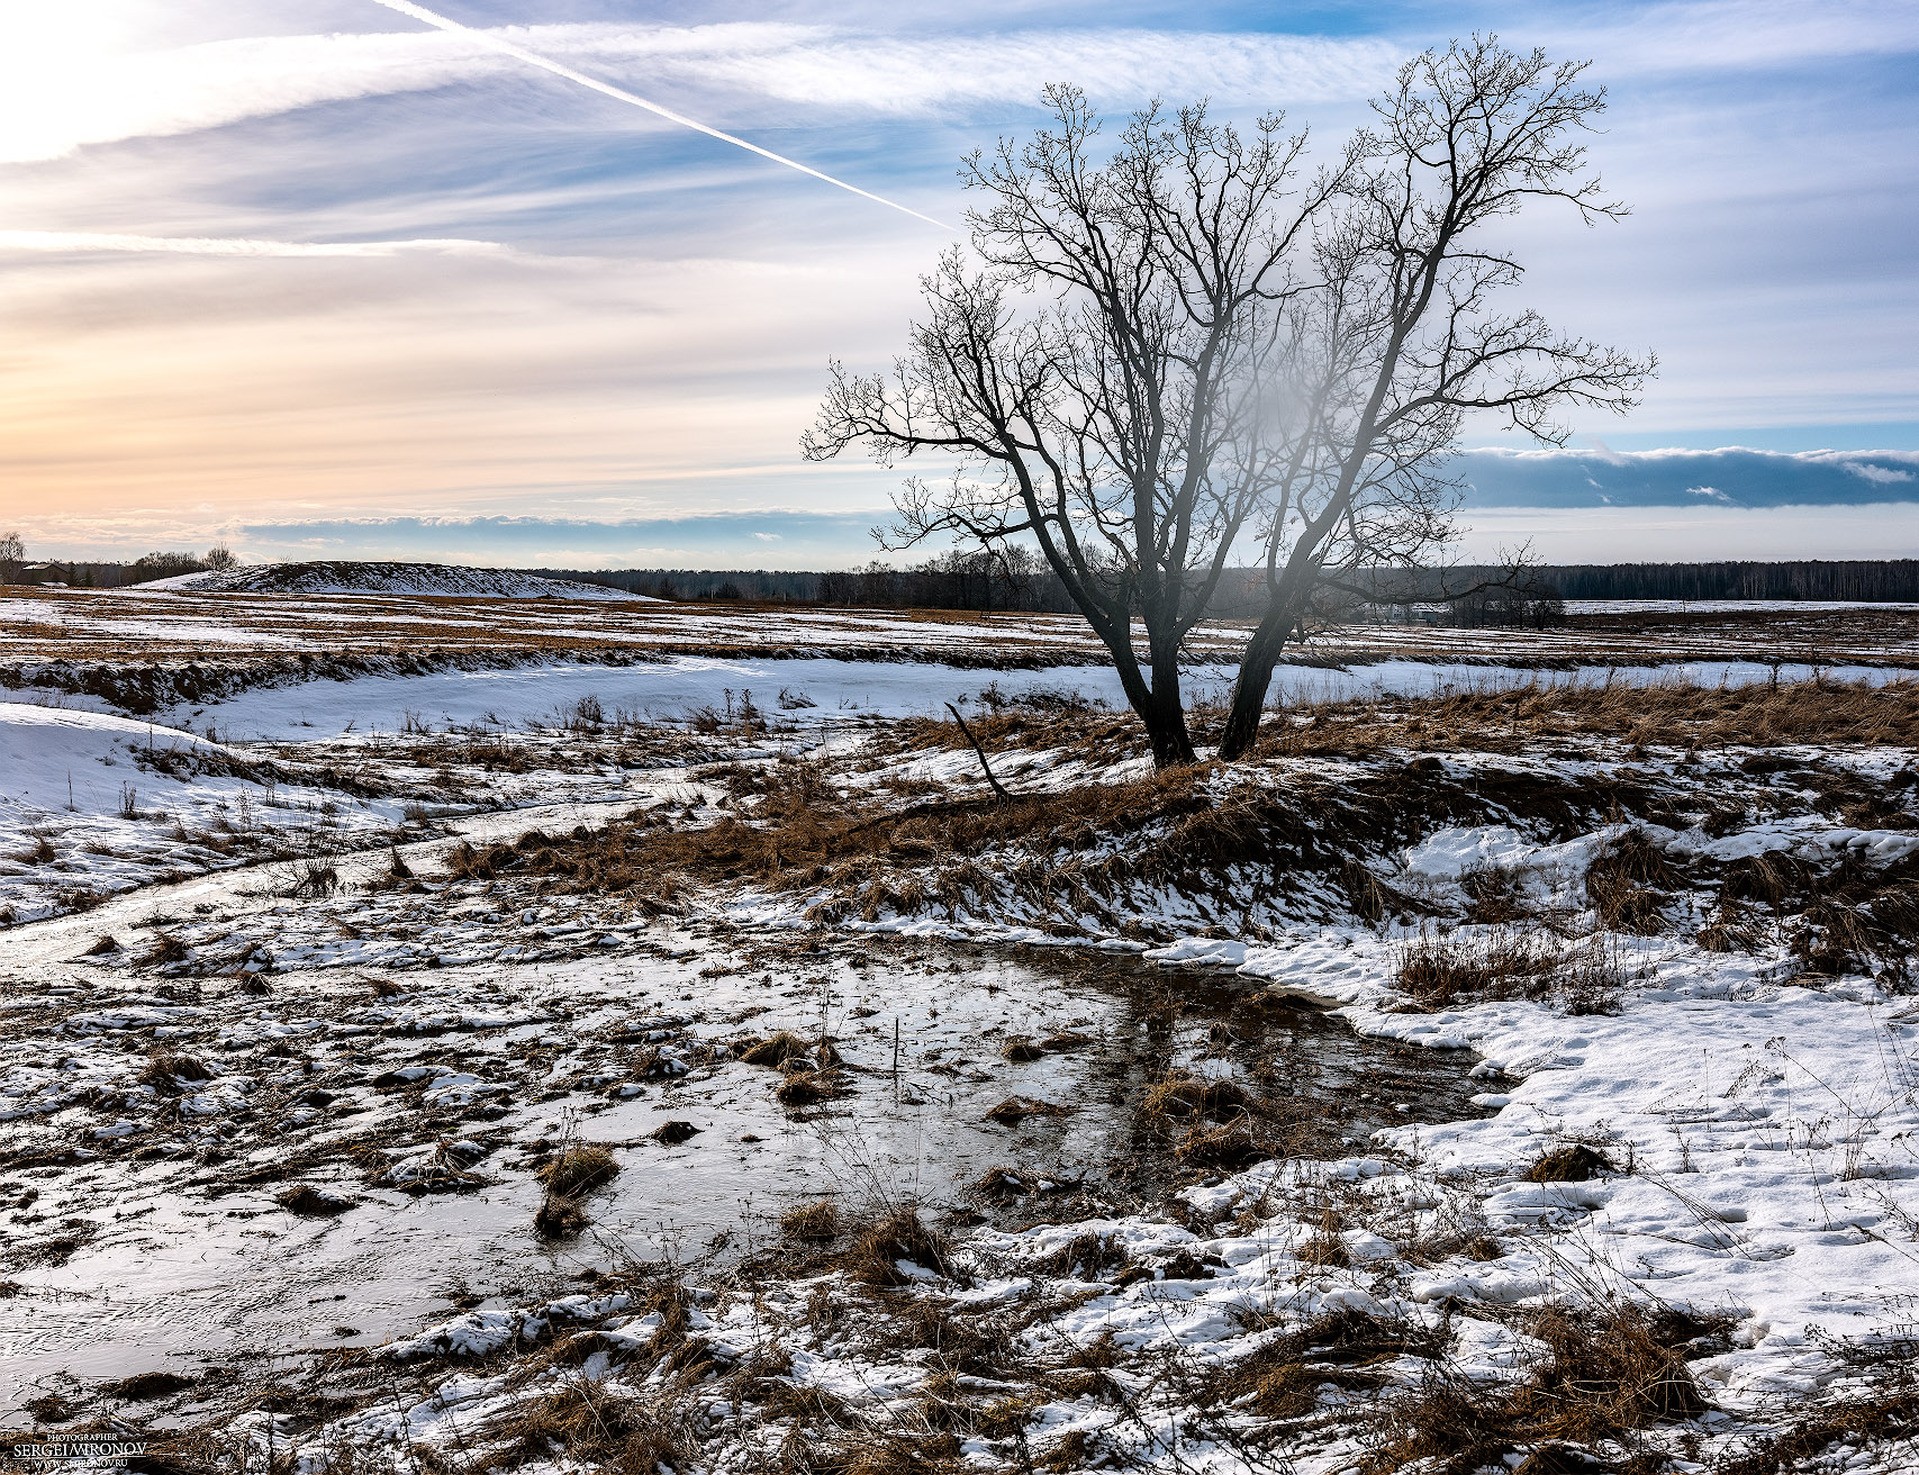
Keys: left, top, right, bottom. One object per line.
{"left": 806, "top": 86, "right": 1341, "bottom": 768}
{"left": 1213, "top": 39, "right": 1651, "bottom": 757}
{"left": 806, "top": 38, "right": 1650, "bottom": 769}
{"left": 0, "top": 531, "right": 22, "bottom": 585}
{"left": 204, "top": 545, "right": 239, "bottom": 571}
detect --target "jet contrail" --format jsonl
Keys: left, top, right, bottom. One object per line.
{"left": 368, "top": 0, "right": 952, "bottom": 232}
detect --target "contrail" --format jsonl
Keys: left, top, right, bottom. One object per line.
{"left": 368, "top": 0, "right": 951, "bottom": 231}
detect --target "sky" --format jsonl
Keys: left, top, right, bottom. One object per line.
{"left": 0, "top": 0, "right": 1915, "bottom": 570}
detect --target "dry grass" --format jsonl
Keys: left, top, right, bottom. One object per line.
{"left": 1212, "top": 1306, "right": 1443, "bottom": 1421}
{"left": 1396, "top": 927, "right": 1558, "bottom": 1008}
{"left": 1584, "top": 830, "right": 1683, "bottom": 934}
{"left": 1711, "top": 1359, "right": 1919, "bottom": 1474}
{"left": 139, "top": 1049, "right": 211, "bottom": 1094}
{"left": 1785, "top": 855, "right": 1919, "bottom": 989}
{"left": 1140, "top": 1071, "right": 1255, "bottom": 1122}
{"left": 101, "top": 1369, "right": 198, "bottom": 1401}
{"left": 1260, "top": 677, "right": 1919, "bottom": 757}
{"left": 984, "top": 1095, "right": 1072, "bottom": 1124}
{"left": 1360, "top": 1301, "right": 1724, "bottom": 1474}
{"left": 780, "top": 1199, "right": 843, "bottom": 1241}
{"left": 1396, "top": 925, "right": 1626, "bottom": 1015}
{"left": 276, "top": 1183, "right": 352, "bottom": 1216}
{"left": 420, "top": 760, "right": 1479, "bottom": 922}
{"left": 1526, "top": 1143, "right": 1616, "bottom": 1183}
{"left": 1174, "top": 1122, "right": 1270, "bottom": 1170}
{"left": 491, "top": 1377, "right": 690, "bottom": 1473}
{"left": 537, "top": 1143, "right": 620, "bottom": 1198}
{"left": 883, "top": 677, "right": 1919, "bottom": 767}
{"left": 739, "top": 1030, "right": 815, "bottom": 1067}
{"left": 774, "top": 1067, "right": 847, "bottom": 1106}
{"left": 842, "top": 1208, "right": 954, "bottom": 1287}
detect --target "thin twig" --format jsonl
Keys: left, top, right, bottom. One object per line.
{"left": 947, "top": 702, "right": 1013, "bottom": 802}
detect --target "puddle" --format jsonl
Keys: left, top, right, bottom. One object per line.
{"left": 0, "top": 936, "right": 1483, "bottom": 1416}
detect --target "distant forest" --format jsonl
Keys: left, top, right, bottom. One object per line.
{"left": 540, "top": 557, "right": 1919, "bottom": 612}
{"left": 10, "top": 550, "right": 1918, "bottom": 611}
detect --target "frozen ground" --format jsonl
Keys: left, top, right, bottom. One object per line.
{"left": 1, "top": 597, "right": 1916, "bottom": 1472}
{"left": 7, "top": 589, "right": 1919, "bottom": 713}
{"left": 0, "top": 702, "right": 413, "bottom": 926}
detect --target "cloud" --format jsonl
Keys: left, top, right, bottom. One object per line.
{"left": 369, "top": 1, "right": 951, "bottom": 230}
{"left": 222, "top": 512, "right": 887, "bottom": 569}
{"left": 1457, "top": 447, "right": 1919, "bottom": 509}
{"left": 1842, "top": 459, "right": 1916, "bottom": 484}
{"left": 0, "top": 21, "right": 1401, "bottom": 166}
{"left": 1454, "top": 501, "right": 1919, "bottom": 563}
{"left": 20, "top": 497, "right": 1919, "bottom": 571}
{"left": 1542, "top": 0, "right": 1919, "bottom": 75}
{"left": 13, "top": 3, "right": 1916, "bottom": 171}
{"left": 0, "top": 28, "right": 505, "bottom": 165}
{"left": 0, "top": 230, "right": 515, "bottom": 258}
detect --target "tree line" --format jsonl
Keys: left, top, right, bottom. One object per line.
{"left": 0, "top": 540, "right": 238, "bottom": 588}
{"left": 1532, "top": 560, "right": 1919, "bottom": 603}
{"left": 546, "top": 558, "right": 1919, "bottom": 614}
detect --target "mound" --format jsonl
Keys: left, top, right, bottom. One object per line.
{"left": 0, "top": 703, "right": 248, "bottom": 819}
{"left": 137, "top": 561, "right": 657, "bottom": 601}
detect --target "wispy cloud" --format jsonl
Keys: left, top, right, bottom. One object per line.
{"left": 1843, "top": 459, "right": 1915, "bottom": 485}
{"left": 11, "top": 5, "right": 1915, "bottom": 170}
{"left": 0, "top": 21, "right": 1402, "bottom": 166}
{"left": 1541, "top": 0, "right": 1919, "bottom": 75}
{"left": 370, "top": 1, "right": 951, "bottom": 230}
{"left": 0, "top": 230, "right": 515, "bottom": 258}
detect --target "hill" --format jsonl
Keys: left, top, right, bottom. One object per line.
{"left": 137, "top": 560, "right": 659, "bottom": 601}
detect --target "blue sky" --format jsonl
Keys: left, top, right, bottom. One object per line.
{"left": 1, "top": 0, "right": 1915, "bottom": 567}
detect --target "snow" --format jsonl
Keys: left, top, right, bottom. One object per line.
{"left": 2, "top": 590, "right": 1916, "bottom": 1465}
{"left": 174, "top": 654, "right": 1915, "bottom": 742}
{"left": 0, "top": 701, "right": 408, "bottom": 924}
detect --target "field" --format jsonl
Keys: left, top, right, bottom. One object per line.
{"left": 2, "top": 585, "right": 1917, "bottom": 1474}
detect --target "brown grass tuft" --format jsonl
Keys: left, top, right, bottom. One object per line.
{"left": 740, "top": 1029, "right": 814, "bottom": 1066}
{"left": 1140, "top": 1071, "right": 1255, "bottom": 1122}
{"left": 276, "top": 1183, "right": 352, "bottom": 1216}
{"left": 984, "top": 1095, "right": 1072, "bottom": 1124}
{"left": 139, "top": 1050, "right": 210, "bottom": 1095}
{"left": 1396, "top": 928, "right": 1558, "bottom": 1008}
{"left": 537, "top": 1143, "right": 619, "bottom": 1198}
{"left": 780, "top": 1199, "right": 842, "bottom": 1241}
{"left": 1259, "top": 678, "right": 1919, "bottom": 757}
{"left": 776, "top": 1070, "right": 846, "bottom": 1107}
{"left": 496, "top": 1377, "right": 690, "bottom": 1471}
{"left": 1584, "top": 829, "right": 1682, "bottom": 933}
{"left": 101, "top": 1369, "right": 197, "bottom": 1401}
{"left": 843, "top": 1208, "right": 954, "bottom": 1287}
{"left": 1174, "top": 1122, "right": 1270, "bottom": 1171}
{"left": 1525, "top": 1143, "right": 1615, "bottom": 1183}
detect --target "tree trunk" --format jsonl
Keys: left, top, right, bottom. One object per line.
{"left": 1217, "top": 609, "right": 1291, "bottom": 761}
{"left": 1096, "top": 617, "right": 1198, "bottom": 771}
{"left": 1143, "top": 684, "right": 1198, "bottom": 769}
{"left": 1142, "top": 652, "right": 1197, "bottom": 768}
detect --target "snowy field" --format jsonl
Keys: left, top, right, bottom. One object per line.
{"left": 1, "top": 593, "right": 1916, "bottom": 1471}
